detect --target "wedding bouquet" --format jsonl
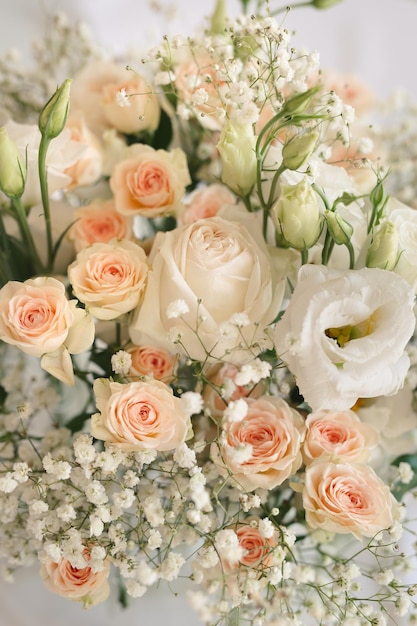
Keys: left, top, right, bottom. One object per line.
{"left": 0, "top": 0, "right": 416, "bottom": 624}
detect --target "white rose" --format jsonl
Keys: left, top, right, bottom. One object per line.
{"left": 274, "top": 264, "right": 415, "bottom": 411}
{"left": 129, "top": 210, "right": 284, "bottom": 362}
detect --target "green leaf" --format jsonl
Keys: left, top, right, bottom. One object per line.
{"left": 65, "top": 412, "right": 91, "bottom": 434}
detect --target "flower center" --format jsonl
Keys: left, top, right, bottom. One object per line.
{"left": 325, "top": 317, "right": 374, "bottom": 348}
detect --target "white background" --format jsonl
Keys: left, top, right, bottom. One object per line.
{"left": 0, "top": 1, "right": 417, "bottom": 624}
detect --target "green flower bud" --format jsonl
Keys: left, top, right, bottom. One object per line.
{"left": 281, "top": 129, "right": 319, "bottom": 171}
{"left": 366, "top": 221, "right": 399, "bottom": 270}
{"left": 281, "top": 86, "right": 320, "bottom": 118}
{"left": 273, "top": 178, "right": 323, "bottom": 250}
{"left": 0, "top": 127, "right": 26, "bottom": 199}
{"left": 39, "top": 79, "right": 72, "bottom": 139}
{"left": 210, "top": 0, "right": 227, "bottom": 34}
{"left": 217, "top": 120, "right": 257, "bottom": 196}
{"left": 311, "top": 0, "right": 342, "bottom": 8}
{"left": 324, "top": 210, "right": 353, "bottom": 245}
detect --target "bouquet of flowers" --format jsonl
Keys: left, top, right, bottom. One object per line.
{"left": 0, "top": 0, "right": 416, "bottom": 623}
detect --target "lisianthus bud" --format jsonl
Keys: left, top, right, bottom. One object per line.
{"left": 324, "top": 210, "right": 353, "bottom": 245}
{"left": 273, "top": 178, "right": 323, "bottom": 250}
{"left": 0, "top": 127, "right": 26, "bottom": 199}
{"left": 210, "top": 0, "right": 227, "bottom": 34}
{"left": 281, "top": 86, "right": 320, "bottom": 118}
{"left": 281, "top": 129, "right": 319, "bottom": 171}
{"left": 366, "top": 221, "right": 399, "bottom": 270}
{"left": 39, "top": 79, "right": 72, "bottom": 139}
{"left": 311, "top": 0, "right": 342, "bottom": 8}
{"left": 217, "top": 121, "right": 257, "bottom": 196}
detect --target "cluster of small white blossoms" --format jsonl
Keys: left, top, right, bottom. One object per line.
{"left": 144, "top": 13, "right": 351, "bottom": 142}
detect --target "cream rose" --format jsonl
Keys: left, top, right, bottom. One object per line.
{"left": 67, "top": 239, "right": 148, "bottom": 320}
{"left": 303, "top": 409, "right": 379, "bottom": 464}
{"left": 274, "top": 264, "right": 415, "bottom": 412}
{"left": 129, "top": 210, "right": 284, "bottom": 363}
{"left": 67, "top": 199, "right": 134, "bottom": 253}
{"left": 110, "top": 144, "right": 191, "bottom": 218}
{"left": 303, "top": 460, "right": 396, "bottom": 539}
{"left": 212, "top": 396, "right": 305, "bottom": 491}
{"left": 0, "top": 276, "right": 94, "bottom": 384}
{"left": 91, "top": 378, "right": 191, "bottom": 451}
{"left": 126, "top": 344, "right": 176, "bottom": 382}
{"left": 101, "top": 73, "right": 160, "bottom": 135}
{"left": 40, "top": 552, "right": 110, "bottom": 608}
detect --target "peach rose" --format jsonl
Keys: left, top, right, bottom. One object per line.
{"left": 212, "top": 396, "right": 305, "bottom": 491}
{"left": 303, "top": 460, "right": 396, "bottom": 539}
{"left": 303, "top": 409, "right": 379, "bottom": 465}
{"left": 0, "top": 277, "right": 94, "bottom": 384}
{"left": 181, "top": 184, "right": 236, "bottom": 225}
{"left": 40, "top": 552, "right": 110, "bottom": 608}
{"left": 110, "top": 144, "right": 191, "bottom": 218}
{"left": 101, "top": 73, "right": 160, "bottom": 135}
{"left": 91, "top": 378, "right": 191, "bottom": 451}
{"left": 67, "top": 199, "right": 134, "bottom": 253}
{"left": 64, "top": 113, "right": 103, "bottom": 189}
{"left": 67, "top": 239, "right": 148, "bottom": 321}
{"left": 202, "top": 362, "right": 265, "bottom": 418}
{"left": 221, "top": 522, "right": 278, "bottom": 572}
{"left": 126, "top": 344, "right": 176, "bottom": 382}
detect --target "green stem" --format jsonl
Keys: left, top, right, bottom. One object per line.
{"left": 271, "top": 1, "right": 315, "bottom": 15}
{"left": 321, "top": 230, "right": 335, "bottom": 266}
{"left": 38, "top": 134, "right": 54, "bottom": 272}
{"left": 11, "top": 198, "right": 44, "bottom": 275}
{"left": 300, "top": 248, "right": 309, "bottom": 265}
{"left": 346, "top": 240, "right": 355, "bottom": 269}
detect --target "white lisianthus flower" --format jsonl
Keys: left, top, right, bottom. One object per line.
{"left": 274, "top": 264, "right": 415, "bottom": 412}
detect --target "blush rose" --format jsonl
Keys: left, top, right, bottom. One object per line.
{"left": 303, "top": 460, "right": 396, "bottom": 539}
{"left": 91, "top": 378, "right": 191, "bottom": 452}
{"left": 67, "top": 199, "right": 134, "bottom": 253}
{"left": 0, "top": 276, "right": 94, "bottom": 384}
{"left": 67, "top": 238, "right": 148, "bottom": 320}
{"left": 126, "top": 344, "right": 177, "bottom": 382}
{"left": 212, "top": 396, "right": 305, "bottom": 491}
{"left": 303, "top": 409, "right": 379, "bottom": 464}
{"left": 40, "top": 552, "right": 110, "bottom": 608}
{"left": 221, "top": 522, "right": 278, "bottom": 572}
{"left": 110, "top": 144, "right": 191, "bottom": 218}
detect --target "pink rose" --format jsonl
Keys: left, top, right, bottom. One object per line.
{"left": 67, "top": 239, "right": 148, "bottom": 320}
{"left": 101, "top": 73, "right": 160, "bottom": 135}
{"left": 0, "top": 277, "right": 94, "bottom": 384}
{"left": 303, "top": 460, "right": 396, "bottom": 539}
{"left": 91, "top": 378, "right": 191, "bottom": 452}
{"left": 303, "top": 409, "right": 379, "bottom": 464}
{"left": 64, "top": 113, "right": 103, "bottom": 189}
{"left": 110, "top": 144, "right": 191, "bottom": 218}
{"left": 67, "top": 199, "right": 134, "bottom": 253}
{"left": 212, "top": 396, "right": 305, "bottom": 491}
{"left": 127, "top": 344, "right": 177, "bottom": 382}
{"left": 221, "top": 522, "right": 278, "bottom": 572}
{"left": 202, "top": 362, "right": 265, "bottom": 418}
{"left": 40, "top": 551, "right": 110, "bottom": 608}
{"left": 181, "top": 184, "right": 236, "bottom": 225}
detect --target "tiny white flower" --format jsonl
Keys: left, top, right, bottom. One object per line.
{"left": 258, "top": 518, "right": 275, "bottom": 539}
{"left": 125, "top": 580, "right": 147, "bottom": 598}
{"left": 147, "top": 529, "right": 162, "bottom": 550}
{"left": 116, "top": 88, "right": 131, "bottom": 107}
{"left": 180, "top": 391, "right": 203, "bottom": 416}
{"left": 173, "top": 443, "right": 197, "bottom": 469}
{"left": 223, "top": 398, "right": 248, "bottom": 423}
{"left": 167, "top": 299, "right": 190, "bottom": 318}
{"left": 111, "top": 350, "right": 132, "bottom": 376}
